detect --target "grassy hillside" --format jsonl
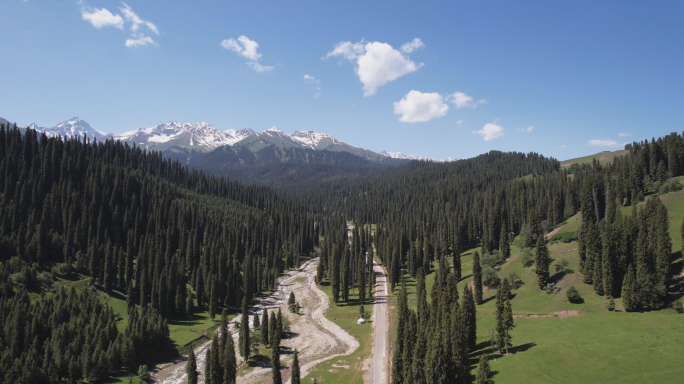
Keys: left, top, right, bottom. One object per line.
{"left": 561, "top": 149, "right": 629, "bottom": 167}
{"left": 388, "top": 192, "right": 684, "bottom": 383}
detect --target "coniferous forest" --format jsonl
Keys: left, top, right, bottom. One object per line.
{"left": 1, "top": 122, "right": 683, "bottom": 384}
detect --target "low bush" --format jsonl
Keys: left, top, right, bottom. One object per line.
{"left": 521, "top": 248, "right": 535, "bottom": 267}
{"left": 482, "top": 266, "right": 500, "bottom": 288}
{"left": 507, "top": 271, "right": 524, "bottom": 289}
{"left": 550, "top": 231, "right": 578, "bottom": 243}
{"left": 566, "top": 286, "right": 582, "bottom": 303}
{"left": 481, "top": 250, "right": 503, "bottom": 268}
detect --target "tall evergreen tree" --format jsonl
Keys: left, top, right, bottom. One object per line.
{"left": 186, "top": 347, "right": 198, "bottom": 384}
{"left": 462, "top": 284, "right": 477, "bottom": 350}
{"left": 261, "top": 309, "right": 269, "bottom": 347}
{"left": 535, "top": 236, "right": 550, "bottom": 290}
{"left": 472, "top": 251, "right": 483, "bottom": 304}
{"left": 271, "top": 340, "right": 282, "bottom": 384}
{"left": 622, "top": 263, "right": 638, "bottom": 312}
{"left": 238, "top": 297, "right": 250, "bottom": 360}
{"left": 291, "top": 349, "right": 301, "bottom": 384}
{"left": 223, "top": 332, "right": 237, "bottom": 384}
{"left": 475, "top": 354, "right": 495, "bottom": 384}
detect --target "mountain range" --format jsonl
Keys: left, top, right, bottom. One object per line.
{"left": 0, "top": 115, "right": 458, "bottom": 163}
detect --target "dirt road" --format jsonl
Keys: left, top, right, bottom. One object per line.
{"left": 369, "top": 261, "right": 389, "bottom": 384}
{"left": 153, "top": 258, "right": 359, "bottom": 384}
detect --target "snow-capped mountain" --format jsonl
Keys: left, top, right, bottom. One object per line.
{"left": 112, "top": 121, "right": 240, "bottom": 152}
{"left": 0, "top": 116, "right": 9, "bottom": 127}
{"left": 224, "top": 128, "right": 256, "bottom": 145}
{"left": 378, "top": 150, "right": 458, "bottom": 163}
{"left": 9, "top": 114, "right": 456, "bottom": 162}
{"left": 26, "top": 117, "right": 107, "bottom": 141}
{"left": 290, "top": 130, "right": 356, "bottom": 150}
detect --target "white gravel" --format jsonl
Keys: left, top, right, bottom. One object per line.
{"left": 153, "top": 258, "right": 359, "bottom": 384}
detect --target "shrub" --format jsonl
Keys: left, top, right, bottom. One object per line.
{"left": 551, "top": 231, "right": 578, "bottom": 244}
{"left": 481, "top": 251, "right": 503, "bottom": 269}
{"left": 521, "top": 248, "right": 535, "bottom": 267}
{"left": 608, "top": 297, "right": 615, "bottom": 311}
{"left": 566, "top": 286, "right": 582, "bottom": 303}
{"left": 38, "top": 271, "right": 53, "bottom": 288}
{"left": 555, "top": 259, "right": 570, "bottom": 273}
{"left": 674, "top": 299, "right": 683, "bottom": 314}
{"left": 482, "top": 266, "right": 500, "bottom": 289}
{"left": 543, "top": 283, "right": 557, "bottom": 295}
{"left": 507, "top": 271, "right": 523, "bottom": 289}
{"left": 138, "top": 365, "right": 150, "bottom": 382}
{"left": 659, "top": 179, "right": 684, "bottom": 195}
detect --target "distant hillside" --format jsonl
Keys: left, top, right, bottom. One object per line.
{"left": 561, "top": 149, "right": 629, "bottom": 166}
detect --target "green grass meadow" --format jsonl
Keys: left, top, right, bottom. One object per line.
{"left": 386, "top": 189, "right": 684, "bottom": 384}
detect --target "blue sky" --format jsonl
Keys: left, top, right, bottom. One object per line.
{"left": 1, "top": 0, "right": 682, "bottom": 160}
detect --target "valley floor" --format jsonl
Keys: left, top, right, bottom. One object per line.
{"left": 153, "top": 258, "right": 360, "bottom": 384}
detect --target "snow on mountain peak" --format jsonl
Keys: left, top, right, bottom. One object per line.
{"left": 379, "top": 150, "right": 458, "bottom": 163}
{"left": 266, "top": 126, "right": 284, "bottom": 133}
{"left": 290, "top": 130, "right": 331, "bottom": 149}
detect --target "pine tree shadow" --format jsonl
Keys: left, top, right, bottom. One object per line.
{"left": 247, "top": 354, "right": 272, "bottom": 368}
{"left": 282, "top": 331, "right": 299, "bottom": 340}
{"left": 458, "top": 274, "right": 473, "bottom": 282}
{"left": 550, "top": 270, "right": 568, "bottom": 284}
{"left": 469, "top": 342, "right": 536, "bottom": 367}
{"left": 509, "top": 342, "right": 536, "bottom": 354}
{"left": 479, "top": 295, "right": 496, "bottom": 305}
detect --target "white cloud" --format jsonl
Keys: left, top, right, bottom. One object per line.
{"left": 393, "top": 90, "right": 449, "bottom": 123}
{"left": 323, "top": 40, "right": 366, "bottom": 60}
{"left": 324, "top": 39, "right": 423, "bottom": 96}
{"left": 449, "top": 92, "right": 486, "bottom": 109}
{"left": 618, "top": 132, "right": 633, "bottom": 137}
{"left": 125, "top": 36, "right": 155, "bottom": 47}
{"left": 516, "top": 126, "right": 534, "bottom": 133}
{"left": 456, "top": 120, "right": 464, "bottom": 126}
{"left": 119, "top": 3, "right": 158, "bottom": 35}
{"left": 401, "top": 38, "right": 424, "bottom": 53}
{"left": 81, "top": 8, "right": 124, "bottom": 29}
{"left": 221, "top": 36, "right": 272, "bottom": 72}
{"left": 82, "top": 3, "right": 159, "bottom": 47}
{"left": 588, "top": 139, "right": 619, "bottom": 147}
{"left": 304, "top": 74, "right": 322, "bottom": 97}
{"left": 474, "top": 123, "right": 504, "bottom": 141}
{"left": 246, "top": 62, "right": 274, "bottom": 73}
{"left": 553, "top": 144, "right": 568, "bottom": 149}
{"left": 221, "top": 36, "right": 262, "bottom": 60}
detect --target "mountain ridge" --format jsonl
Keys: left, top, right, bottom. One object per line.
{"left": 3, "top": 115, "right": 458, "bottom": 163}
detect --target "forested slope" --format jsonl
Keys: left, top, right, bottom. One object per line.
{"left": 0, "top": 125, "right": 318, "bottom": 383}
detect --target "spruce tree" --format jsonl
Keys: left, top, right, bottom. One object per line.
{"left": 291, "top": 349, "right": 300, "bottom": 384}
{"left": 253, "top": 311, "right": 260, "bottom": 330}
{"left": 261, "top": 309, "right": 269, "bottom": 346}
{"left": 622, "top": 263, "right": 638, "bottom": 312}
{"left": 535, "top": 236, "right": 550, "bottom": 290}
{"left": 238, "top": 297, "right": 250, "bottom": 360}
{"left": 277, "top": 308, "right": 283, "bottom": 335}
{"left": 462, "top": 284, "right": 477, "bottom": 350}
{"left": 495, "top": 280, "right": 506, "bottom": 353}
{"left": 475, "top": 354, "right": 495, "bottom": 384}
{"left": 223, "top": 332, "right": 237, "bottom": 384}
{"left": 271, "top": 342, "right": 282, "bottom": 384}
{"left": 500, "top": 221, "right": 510, "bottom": 260}
{"left": 501, "top": 278, "right": 514, "bottom": 354}
{"left": 186, "top": 347, "right": 198, "bottom": 384}
{"left": 472, "top": 251, "right": 483, "bottom": 304}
